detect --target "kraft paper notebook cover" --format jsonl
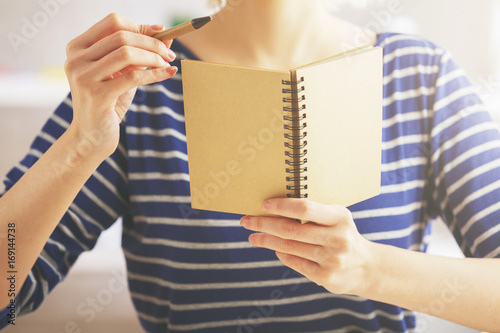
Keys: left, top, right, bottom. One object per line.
{"left": 181, "top": 46, "right": 383, "bottom": 216}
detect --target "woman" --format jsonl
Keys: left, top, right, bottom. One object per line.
{"left": 1, "top": 0, "right": 500, "bottom": 331}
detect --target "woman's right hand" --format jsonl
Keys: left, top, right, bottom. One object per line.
{"left": 64, "top": 13, "right": 178, "bottom": 159}
{"left": 1, "top": 13, "right": 178, "bottom": 310}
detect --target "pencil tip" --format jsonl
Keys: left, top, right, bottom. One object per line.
{"left": 192, "top": 16, "right": 213, "bottom": 30}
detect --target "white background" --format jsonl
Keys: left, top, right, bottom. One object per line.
{"left": 1, "top": 0, "right": 498, "bottom": 332}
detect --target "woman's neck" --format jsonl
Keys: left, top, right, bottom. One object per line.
{"left": 177, "top": 0, "right": 374, "bottom": 70}
{"left": 212, "top": 0, "right": 326, "bottom": 57}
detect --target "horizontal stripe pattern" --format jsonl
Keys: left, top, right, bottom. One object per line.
{"left": 2, "top": 32, "right": 500, "bottom": 333}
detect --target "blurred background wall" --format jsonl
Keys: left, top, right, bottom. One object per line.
{"left": 1, "top": 0, "right": 498, "bottom": 332}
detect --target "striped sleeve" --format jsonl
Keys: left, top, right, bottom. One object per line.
{"left": 0, "top": 94, "right": 130, "bottom": 328}
{"left": 427, "top": 50, "right": 500, "bottom": 258}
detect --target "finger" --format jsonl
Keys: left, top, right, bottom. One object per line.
{"left": 275, "top": 251, "right": 320, "bottom": 280}
{"left": 106, "top": 64, "right": 140, "bottom": 81}
{"left": 241, "top": 215, "right": 330, "bottom": 245}
{"left": 262, "top": 198, "right": 352, "bottom": 226}
{"left": 248, "top": 233, "right": 325, "bottom": 263}
{"left": 86, "top": 30, "right": 176, "bottom": 63}
{"left": 89, "top": 46, "right": 171, "bottom": 81}
{"left": 164, "top": 39, "right": 173, "bottom": 49}
{"left": 69, "top": 13, "right": 164, "bottom": 50}
{"left": 110, "top": 66, "right": 178, "bottom": 97}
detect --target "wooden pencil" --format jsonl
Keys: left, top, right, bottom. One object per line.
{"left": 153, "top": 16, "right": 213, "bottom": 42}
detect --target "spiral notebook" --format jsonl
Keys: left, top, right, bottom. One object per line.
{"left": 181, "top": 46, "right": 383, "bottom": 216}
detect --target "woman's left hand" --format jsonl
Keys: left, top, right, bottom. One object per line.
{"left": 240, "top": 198, "right": 376, "bottom": 296}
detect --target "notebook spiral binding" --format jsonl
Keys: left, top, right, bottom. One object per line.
{"left": 282, "top": 76, "right": 308, "bottom": 198}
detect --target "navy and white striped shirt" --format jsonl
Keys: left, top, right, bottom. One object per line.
{"left": 2, "top": 33, "right": 500, "bottom": 332}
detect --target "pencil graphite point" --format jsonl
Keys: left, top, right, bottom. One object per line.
{"left": 153, "top": 16, "right": 213, "bottom": 42}
{"left": 192, "top": 16, "right": 213, "bottom": 30}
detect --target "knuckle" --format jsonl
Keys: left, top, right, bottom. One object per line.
{"left": 106, "top": 12, "right": 123, "bottom": 28}
{"left": 281, "top": 239, "right": 295, "bottom": 252}
{"left": 129, "top": 70, "right": 142, "bottom": 84}
{"left": 66, "top": 38, "right": 78, "bottom": 56}
{"left": 139, "top": 24, "right": 150, "bottom": 35}
{"left": 338, "top": 206, "right": 352, "bottom": 221}
{"left": 324, "top": 233, "right": 339, "bottom": 247}
{"left": 115, "top": 104, "right": 127, "bottom": 120}
{"left": 283, "top": 222, "right": 298, "bottom": 240}
{"left": 65, "top": 42, "right": 73, "bottom": 56}
{"left": 252, "top": 216, "right": 263, "bottom": 231}
{"left": 325, "top": 232, "right": 350, "bottom": 254}
{"left": 151, "top": 68, "right": 165, "bottom": 81}
{"left": 335, "top": 237, "right": 350, "bottom": 254}
{"left": 296, "top": 200, "right": 311, "bottom": 217}
{"left": 313, "top": 246, "right": 325, "bottom": 260}
{"left": 118, "top": 46, "right": 134, "bottom": 62}
{"left": 63, "top": 59, "right": 72, "bottom": 73}
{"left": 112, "top": 30, "right": 129, "bottom": 46}
{"left": 314, "top": 246, "right": 330, "bottom": 261}
{"left": 64, "top": 53, "right": 84, "bottom": 75}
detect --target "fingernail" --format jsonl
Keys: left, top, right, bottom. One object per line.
{"left": 151, "top": 24, "right": 164, "bottom": 31}
{"left": 240, "top": 216, "right": 249, "bottom": 227}
{"left": 262, "top": 201, "right": 270, "bottom": 212}
{"left": 248, "top": 234, "right": 256, "bottom": 244}
{"left": 167, "top": 48, "right": 177, "bottom": 61}
{"left": 166, "top": 66, "right": 178, "bottom": 75}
